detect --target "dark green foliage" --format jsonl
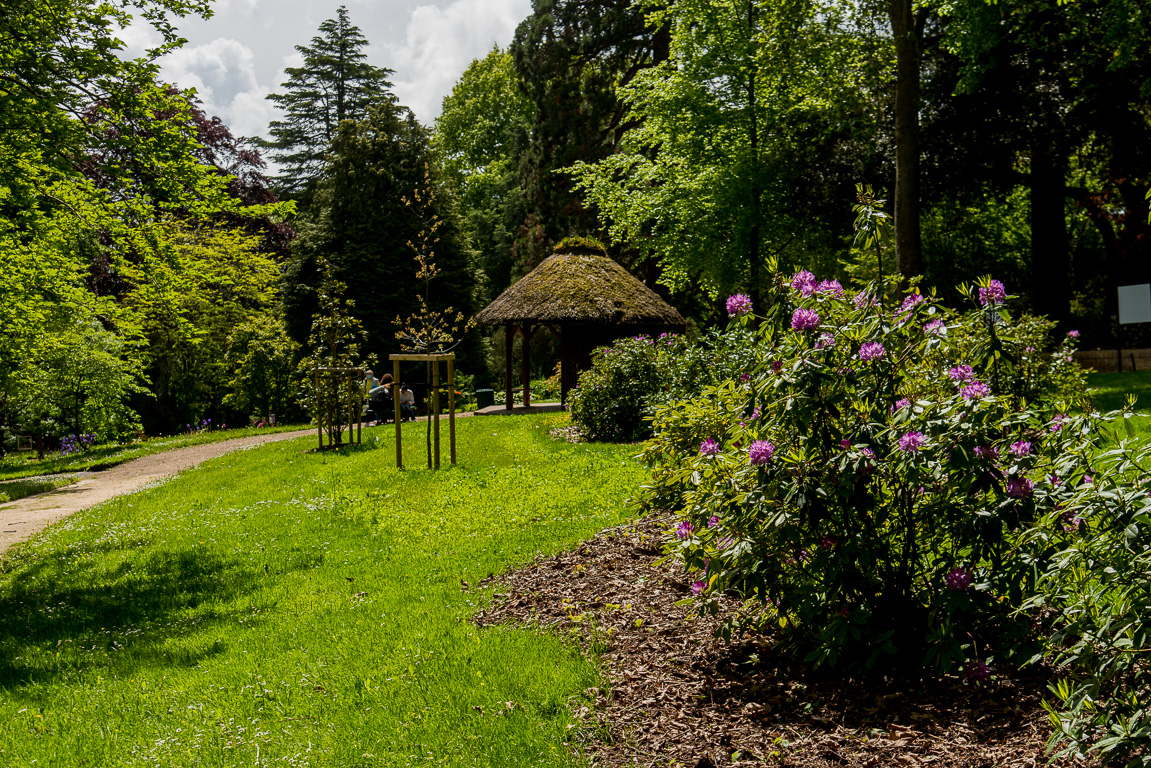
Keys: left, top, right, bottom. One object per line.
{"left": 568, "top": 330, "right": 752, "bottom": 442}
{"left": 284, "top": 102, "right": 477, "bottom": 372}
{"left": 262, "top": 5, "right": 395, "bottom": 201}
{"left": 510, "top": 0, "right": 667, "bottom": 266}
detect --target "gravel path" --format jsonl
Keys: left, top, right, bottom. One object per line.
{"left": 0, "top": 429, "right": 314, "bottom": 556}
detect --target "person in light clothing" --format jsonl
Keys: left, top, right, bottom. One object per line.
{"left": 399, "top": 383, "right": 416, "bottom": 421}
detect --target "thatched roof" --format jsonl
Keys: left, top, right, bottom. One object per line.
{"left": 474, "top": 250, "right": 686, "bottom": 328}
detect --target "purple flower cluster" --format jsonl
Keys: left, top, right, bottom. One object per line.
{"left": 1006, "top": 477, "right": 1034, "bottom": 498}
{"left": 817, "top": 279, "right": 844, "bottom": 297}
{"left": 858, "top": 342, "right": 886, "bottom": 362}
{"left": 963, "top": 659, "right": 991, "bottom": 684}
{"left": 948, "top": 364, "right": 975, "bottom": 382}
{"left": 944, "top": 567, "right": 973, "bottom": 591}
{"left": 820, "top": 535, "right": 838, "bottom": 550}
{"left": 816, "top": 332, "right": 836, "bottom": 349}
{"left": 893, "top": 398, "right": 911, "bottom": 411}
{"left": 853, "top": 291, "right": 875, "bottom": 309}
{"left": 840, "top": 439, "right": 852, "bottom": 449}
{"left": 791, "top": 270, "right": 817, "bottom": 296}
{"left": 895, "top": 293, "right": 923, "bottom": 322}
{"left": 708, "top": 515, "right": 721, "bottom": 528}
{"left": 700, "top": 438, "right": 720, "bottom": 456}
{"left": 924, "top": 319, "right": 945, "bottom": 336}
{"left": 960, "top": 381, "right": 991, "bottom": 400}
{"left": 748, "top": 440, "right": 775, "bottom": 465}
{"left": 716, "top": 535, "right": 734, "bottom": 551}
{"left": 726, "top": 293, "right": 753, "bottom": 317}
{"left": 1067, "top": 330, "right": 1080, "bottom": 339}
{"left": 1010, "top": 440, "right": 1031, "bottom": 457}
{"left": 691, "top": 580, "right": 707, "bottom": 596}
{"left": 978, "top": 279, "right": 1007, "bottom": 307}
{"left": 898, "top": 431, "right": 925, "bottom": 452}
{"left": 974, "top": 445, "right": 998, "bottom": 460}
{"left": 791, "top": 308, "right": 820, "bottom": 331}
{"left": 676, "top": 520, "right": 695, "bottom": 539}
{"left": 60, "top": 433, "right": 97, "bottom": 456}
{"left": 1051, "top": 414, "right": 1068, "bottom": 432}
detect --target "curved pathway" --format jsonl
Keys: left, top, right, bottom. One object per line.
{"left": 0, "top": 429, "right": 314, "bottom": 556}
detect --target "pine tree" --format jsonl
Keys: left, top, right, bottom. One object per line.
{"left": 262, "top": 5, "right": 394, "bottom": 201}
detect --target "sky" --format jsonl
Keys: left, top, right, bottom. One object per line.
{"left": 120, "top": 0, "right": 532, "bottom": 141}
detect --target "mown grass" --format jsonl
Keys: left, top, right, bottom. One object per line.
{"left": 1087, "top": 372, "right": 1151, "bottom": 443}
{"left": 0, "top": 475, "right": 81, "bottom": 504}
{"left": 0, "top": 423, "right": 308, "bottom": 482}
{"left": 0, "top": 415, "right": 644, "bottom": 767}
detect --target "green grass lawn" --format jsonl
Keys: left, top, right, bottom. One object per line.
{"left": 0, "top": 423, "right": 309, "bottom": 482}
{"left": 0, "top": 414, "right": 643, "bottom": 767}
{"left": 1087, "top": 372, "right": 1151, "bottom": 442}
{"left": 0, "top": 475, "right": 82, "bottom": 503}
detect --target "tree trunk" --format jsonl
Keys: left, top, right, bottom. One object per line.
{"left": 747, "top": 0, "right": 763, "bottom": 309}
{"left": 1030, "top": 141, "right": 1070, "bottom": 325}
{"left": 888, "top": 0, "right": 924, "bottom": 278}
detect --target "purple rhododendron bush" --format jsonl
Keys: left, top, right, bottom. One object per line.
{"left": 640, "top": 272, "right": 1151, "bottom": 766}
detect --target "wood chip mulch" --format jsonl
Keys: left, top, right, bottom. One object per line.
{"left": 472, "top": 516, "right": 1093, "bottom": 768}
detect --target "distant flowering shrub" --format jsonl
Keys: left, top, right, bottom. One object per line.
{"left": 790, "top": 308, "right": 820, "bottom": 331}
{"left": 858, "top": 342, "right": 886, "bottom": 362}
{"left": 898, "top": 431, "right": 925, "bottom": 452}
{"left": 978, "top": 279, "right": 1006, "bottom": 307}
{"left": 726, "top": 293, "right": 753, "bottom": 317}
{"left": 641, "top": 268, "right": 1097, "bottom": 693}
{"left": 960, "top": 381, "right": 991, "bottom": 400}
{"left": 748, "top": 440, "right": 774, "bottom": 465}
{"left": 60, "top": 433, "right": 97, "bottom": 456}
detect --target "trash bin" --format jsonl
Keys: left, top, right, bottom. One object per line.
{"left": 475, "top": 388, "right": 495, "bottom": 409}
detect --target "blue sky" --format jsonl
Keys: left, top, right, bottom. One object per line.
{"left": 121, "top": 0, "right": 531, "bottom": 140}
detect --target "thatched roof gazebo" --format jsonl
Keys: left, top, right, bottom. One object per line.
{"left": 475, "top": 242, "right": 686, "bottom": 408}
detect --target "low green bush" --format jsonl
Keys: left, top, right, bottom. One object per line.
{"left": 568, "top": 331, "right": 754, "bottom": 442}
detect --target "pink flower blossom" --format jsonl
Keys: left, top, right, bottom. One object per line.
{"left": 964, "top": 659, "right": 991, "bottom": 684}
{"left": 708, "top": 515, "right": 720, "bottom": 528}
{"left": 840, "top": 439, "right": 851, "bottom": 449}
{"left": 676, "top": 521, "right": 695, "bottom": 539}
{"left": 895, "top": 293, "right": 923, "bottom": 321}
{"left": 1006, "top": 478, "right": 1034, "bottom": 498}
{"left": 859, "top": 342, "right": 886, "bottom": 361}
{"left": 817, "top": 279, "right": 844, "bottom": 297}
{"left": 1051, "top": 414, "right": 1068, "bottom": 432}
{"left": 978, "top": 280, "right": 1006, "bottom": 307}
{"left": 700, "top": 438, "right": 720, "bottom": 456}
{"left": 924, "top": 319, "right": 945, "bottom": 335}
{"left": 748, "top": 441, "right": 775, "bottom": 465}
{"left": 691, "top": 580, "right": 706, "bottom": 596}
{"left": 1010, "top": 440, "right": 1031, "bottom": 457}
{"left": 726, "top": 293, "right": 753, "bottom": 317}
{"left": 961, "top": 381, "right": 991, "bottom": 400}
{"left": 944, "top": 567, "right": 973, "bottom": 591}
{"left": 893, "top": 398, "right": 911, "bottom": 411}
{"left": 791, "top": 270, "right": 817, "bottom": 296}
{"left": 1067, "top": 330, "right": 1079, "bottom": 339}
{"left": 948, "top": 365, "right": 974, "bottom": 382}
{"left": 974, "top": 445, "right": 998, "bottom": 460}
{"left": 791, "top": 308, "right": 820, "bottom": 331}
{"left": 898, "top": 431, "right": 925, "bottom": 452}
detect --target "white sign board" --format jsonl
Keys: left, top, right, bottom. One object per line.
{"left": 1118, "top": 284, "right": 1151, "bottom": 325}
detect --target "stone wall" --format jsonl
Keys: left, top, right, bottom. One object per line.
{"left": 1074, "top": 348, "right": 1151, "bottom": 373}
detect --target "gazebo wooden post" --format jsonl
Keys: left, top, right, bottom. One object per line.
{"left": 315, "top": 369, "right": 322, "bottom": 451}
{"left": 432, "top": 360, "right": 441, "bottom": 469}
{"left": 504, "top": 324, "right": 514, "bottom": 410}
{"left": 393, "top": 358, "right": 402, "bottom": 468}
{"left": 448, "top": 357, "right": 456, "bottom": 464}
{"left": 520, "top": 324, "right": 532, "bottom": 407}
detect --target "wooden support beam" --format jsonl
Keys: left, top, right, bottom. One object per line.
{"left": 448, "top": 358, "right": 456, "bottom": 465}
{"left": 521, "top": 324, "right": 532, "bottom": 408}
{"left": 432, "top": 359, "right": 441, "bottom": 470}
{"left": 394, "top": 358, "right": 402, "bottom": 468}
{"left": 505, "top": 324, "right": 514, "bottom": 409}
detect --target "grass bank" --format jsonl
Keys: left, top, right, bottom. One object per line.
{"left": 0, "top": 475, "right": 82, "bottom": 503}
{"left": 0, "top": 414, "right": 644, "bottom": 767}
{"left": 0, "top": 423, "right": 308, "bottom": 482}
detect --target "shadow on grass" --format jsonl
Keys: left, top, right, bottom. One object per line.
{"left": 0, "top": 547, "right": 263, "bottom": 687}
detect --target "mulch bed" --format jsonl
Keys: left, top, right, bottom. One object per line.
{"left": 473, "top": 516, "right": 1092, "bottom": 768}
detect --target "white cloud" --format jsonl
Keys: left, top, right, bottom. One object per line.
{"left": 158, "top": 38, "right": 272, "bottom": 138}
{"left": 383, "top": 0, "right": 530, "bottom": 122}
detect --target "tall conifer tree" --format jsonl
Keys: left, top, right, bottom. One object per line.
{"left": 263, "top": 6, "right": 394, "bottom": 201}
